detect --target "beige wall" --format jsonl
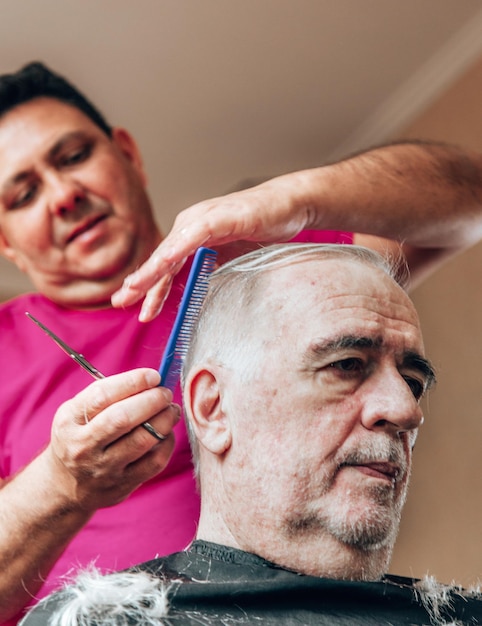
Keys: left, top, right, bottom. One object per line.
{"left": 389, "top": 57, "right": 482, "bottom": 586}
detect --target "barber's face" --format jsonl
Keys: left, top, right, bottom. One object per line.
{"left": 0, "top": 97, "right": 160, "bottom": 307}
{"left": 220, "top": 259, "right": 432, "bottom": 564}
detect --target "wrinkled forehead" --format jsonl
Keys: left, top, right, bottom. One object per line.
{"left": 257, "top": 257, "right": 423, "bottom": 347}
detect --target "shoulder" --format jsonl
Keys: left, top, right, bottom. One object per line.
{"left": 20, "top": 551, "right": 482, "bottom": 626}
{"left": 20, "top": 566, "right": 482, "bottom": 626}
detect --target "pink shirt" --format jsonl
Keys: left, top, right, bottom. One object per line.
{"left": 0, "top": 232, "right": 352, "bottom": 621}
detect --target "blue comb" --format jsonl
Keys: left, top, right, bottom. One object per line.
{"left": 158, "top": 247, "right": 217, "bottom": 390}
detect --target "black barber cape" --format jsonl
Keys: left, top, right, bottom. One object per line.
{"left": 21, "top": 541, "right": 481, "bottom": 625}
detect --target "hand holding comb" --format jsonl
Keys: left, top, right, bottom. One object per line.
{"left": 26, "top": 246, "right": 217, "bottom": 440}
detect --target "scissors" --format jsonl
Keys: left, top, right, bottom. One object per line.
{"left": 26, "top": 312, "right": 105, "bottom": 379}
{"left": 25, "top": 312, "right": 165, "bottom": 441}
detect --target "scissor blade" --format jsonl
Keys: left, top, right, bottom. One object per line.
{"left": 26, "top": 312, "right": 77, "bottom": 358}
{"left": 25, "top": 312, "right": 105, "bottom": 380}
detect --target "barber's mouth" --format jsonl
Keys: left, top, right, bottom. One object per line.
{"left": 66, "top": 215, "right": 108, "bottom": 244}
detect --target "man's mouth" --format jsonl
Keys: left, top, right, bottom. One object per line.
{"left": 66, "top": 214, "right": 108, "bottom": 244}
{"left": 341, "top": 462, "right": 401, "bottom": 483}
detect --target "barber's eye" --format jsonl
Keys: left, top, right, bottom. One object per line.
{"left": 11, "top": 184, "right": 37, "bottom": 209}
{"left": 60, "top": 144, "right": 91, "bottom": 167}
{"left": 404, "top": 377, "right": 424, "bottom": 400}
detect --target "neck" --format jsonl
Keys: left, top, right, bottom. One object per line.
{"left": 196, "top": 502, "right": 392, "bottom": 582}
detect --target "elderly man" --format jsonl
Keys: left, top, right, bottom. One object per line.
{"left": 20, "top": 244, "right": 481, "bottom": 625}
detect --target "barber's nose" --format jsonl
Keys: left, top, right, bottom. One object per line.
{"left": 46, "top": 173, "right": 86, "bottom": 216}
{"left": 360, "top": 369, "right": 423, "bottom": 434}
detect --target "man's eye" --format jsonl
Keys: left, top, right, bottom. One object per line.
{"left": 329, "top": 358, "right": 364, "bottom": 373}
{"left": 60, "top": 144, "right": 91, "bottom": 167}
{"left": 404, "top": 376, "right": 425, "bottom": 400}
{"left": 10, "top": 185, "right": 37, "bottom": 209}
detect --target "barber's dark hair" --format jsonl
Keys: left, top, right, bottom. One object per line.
{"left": 0, "top": 61, "right": 112, "bottom": 136}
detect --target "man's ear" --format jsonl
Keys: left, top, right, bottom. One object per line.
{"left": 184, "top": 368, "right": 232, "bottom": 456}
{"left": 111, "top": 127, "right": 148, "bottom": 186}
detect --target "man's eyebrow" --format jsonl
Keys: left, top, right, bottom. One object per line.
{"left": 307, "top": 335, "right": 436, "bottom": 387}
{"left": 310, "top": 335, "right": 383, "bottom": 356}
{"left": 47, "top": 131, "right": 90, "bottom": 160}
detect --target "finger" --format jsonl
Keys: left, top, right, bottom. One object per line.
{"left": 55, "top": 369, "right": 163, "bottom": 428}
{"left": 109, "top": 402, "right": 181, "bottom": 462}
{"left": 111, "top": 201, "right": 233, "bottom": 305}
{"left": 51, "top": 387, "right": 178, "bottom": 474}
{"left": 111, "top": 221, "right": 225, "bottom": 314}
{"left": 47, "top": 423, "right": 178, "bottom": 511}
{"left": 106, "top": 436, "right": 177, "bottom": 504}
{"left": 142, "top": 399, "right": 181, "bottom": 443}
{"left": 111, "top": 257, "right": 183, "bottom": 310}
{"left": 85, "top": 386, "right": 175, "bottom": 447}
{"left": 112, "top": 203, "right": 211, "bottom": 305}
{"left": 138, "top": 274, "right": 175, "bottom": 322}
{"left": 141, "top": 421, "right": 167, "bottom": 442}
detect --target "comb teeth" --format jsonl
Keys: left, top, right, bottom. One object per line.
{"left": 159, "top": 247, "right": 217, "bottom": 390}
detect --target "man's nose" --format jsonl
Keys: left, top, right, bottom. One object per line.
{"left": 45, "top": 172, "right": 86, "bottom": 216}
{"left": 360, "top": 369, "right": 423, "bottom": 435}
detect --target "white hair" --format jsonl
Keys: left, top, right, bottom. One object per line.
{"left": 184, "top": 242, "right": 404, "bottom": 374}
{"left": 413, "top": 575, "right": 481, "bottom": 626}
{"left": 43, "top": 567, "right": 173, "bottom": 626}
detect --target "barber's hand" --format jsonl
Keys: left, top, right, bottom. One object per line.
{"left": 111, "top": 176, "right": 310, "bottom": 321}
{"left": 45, "top": 368, "right": 180, "bottom": 512}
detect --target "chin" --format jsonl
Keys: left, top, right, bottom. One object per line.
{"left": 296, "top": 498, "right": 402, "bottom": 552}
{"left": 329, "top": 497, "right": 403, "bottom": 556}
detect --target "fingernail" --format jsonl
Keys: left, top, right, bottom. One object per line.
{"left": 139, "top": 302, "right": 159, "bottom": 322}
{"left": 122, "top": 275, "right": 134, "bottom": 290}
{"left": 145, "top": 369, "right": 161, "bottom": 386}
{"left": 139, "top": 297, "right": 152, "bottom": 321}
{"left": 139, "top": 308, "right": 149, "bottom": 322}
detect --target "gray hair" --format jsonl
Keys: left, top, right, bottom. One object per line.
{"left": 24, "top": 567, "right": 172, "bottom": 626}
{"left": 182, "top": 242, "right": 406, "bottom": 474}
